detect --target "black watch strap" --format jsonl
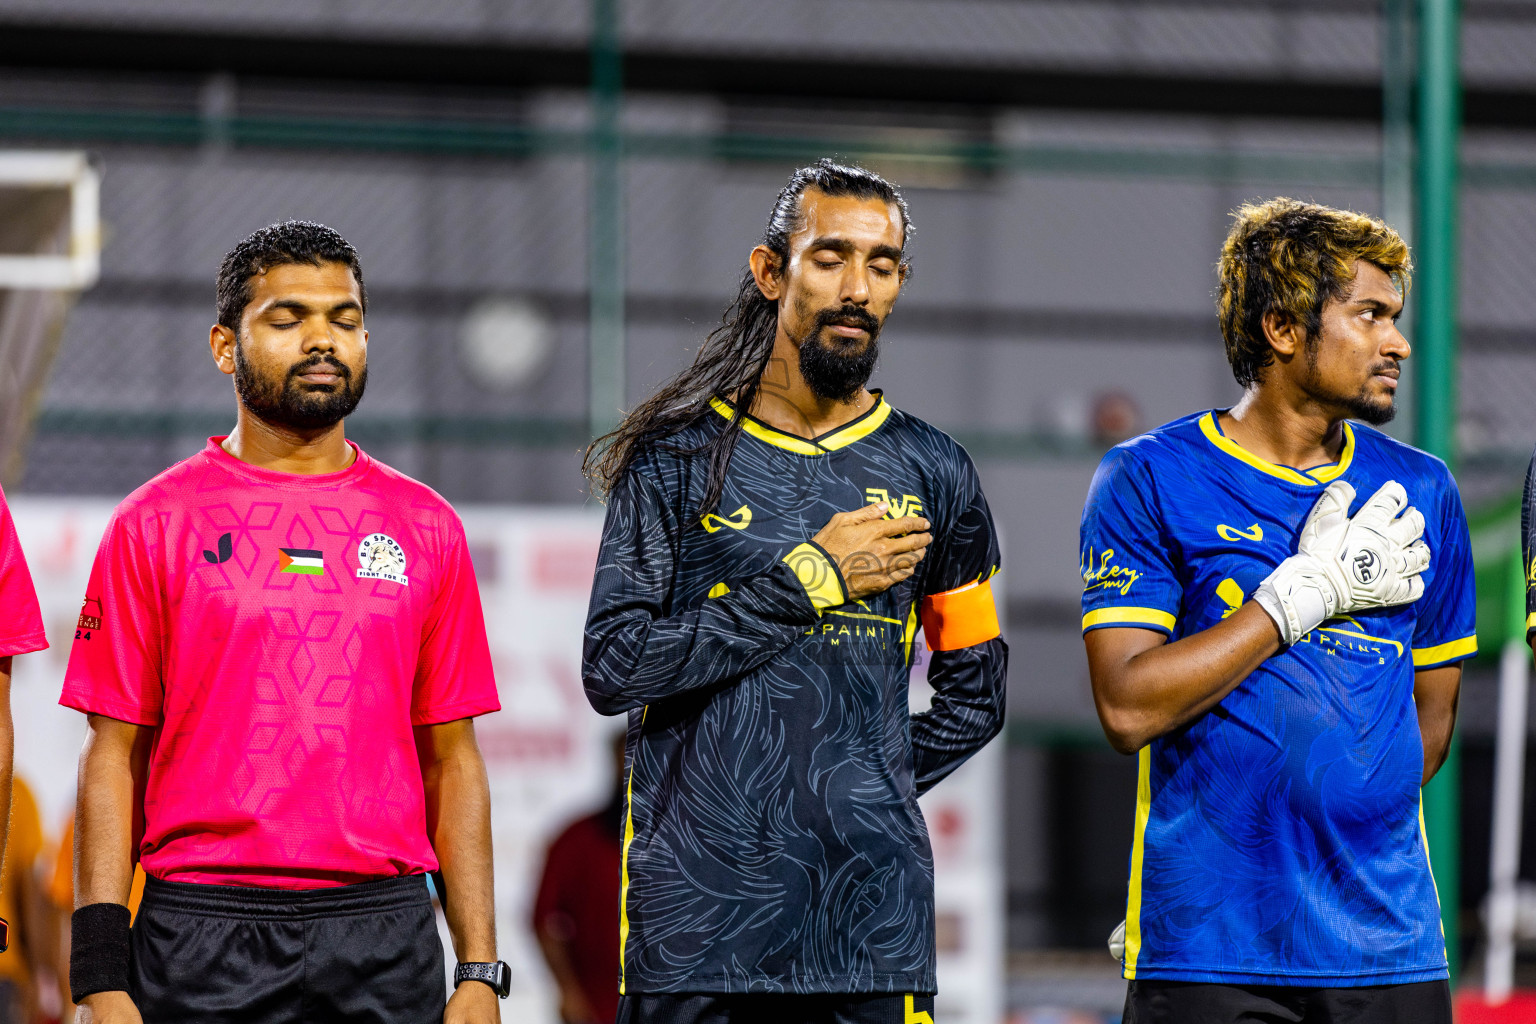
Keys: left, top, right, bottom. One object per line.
{"left": 454, "top": 961, "right": 511, "bottom": 999}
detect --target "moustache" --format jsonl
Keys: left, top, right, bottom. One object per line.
{"left": 811, "top": 306, "right": 882, "bottom": 339}
{"left": 289, "top": 356, "right": 352, "bottom": 382}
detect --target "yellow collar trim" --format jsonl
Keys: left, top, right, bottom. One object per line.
{"left": 709, "top": 393, "right": 892, "bottom": 455}
{"left": 1198, "top": 412, "right": 1354, "bottom": 487}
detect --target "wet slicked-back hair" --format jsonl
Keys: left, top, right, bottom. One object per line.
{"left": 582, "top": 158, "right": 911, "bottom": 513}
{"left": 1217, "top": 198, "right": 1410, "bottom": 388}
{"left": 216, "top": 220, "right": 367, "bottom": 332}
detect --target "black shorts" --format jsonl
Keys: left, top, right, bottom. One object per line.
{"left": 130, "top": 874, "right": 446, "bottom": 1024}
{"left": 616, "top": 992, "right": 936, "bottom": 1024}
{"left": 1124, "top": 979, "right": 1452, "bottom": 1024}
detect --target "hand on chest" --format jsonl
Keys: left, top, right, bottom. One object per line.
{"left": 686, "top": 464, "right": 933, "bottom": 609}
{"left": 1181, "top": 479, "right": 1430, "bottom": 647}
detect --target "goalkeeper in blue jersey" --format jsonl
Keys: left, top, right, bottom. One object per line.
{"left": 1080, "top": 199, "right": 1476, "bottom": 1024}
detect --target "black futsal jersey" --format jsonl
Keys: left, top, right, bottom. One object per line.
{"left": 583, "top": 391, "right": 1008, "bottom": 995}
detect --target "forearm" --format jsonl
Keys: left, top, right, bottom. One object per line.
{"left": 583, "top": 561, "right": 818, "bottom": 714}
{"left": 911, "top": 638, "right": 1007, "bottom": 794}
{"left": 0, "top": 660, "right": 13, "bottom": 887}
{"left": 75, "top": 718, "right": 145, "bottom": 908}
{"left": 1415, "top": 665, "right": 1462, "bottom": 785}
{"left": 1087, "top": 602, "right": 1282, "bottom": 754}
{"left": 422, "top": 730, "right": 496, "bottom": 962}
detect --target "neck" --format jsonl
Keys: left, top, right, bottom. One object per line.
{"left": 1220, "top": 384, "right": 1347, "bottom": 470}
{"left": 222, "top": 407, "right": 356, "bottom": 474}
{"left": 745, "top": 326, "right": 875, "bottom": 438}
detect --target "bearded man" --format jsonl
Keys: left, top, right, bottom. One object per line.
{"left": 62, "top": 222, "right": 506, "bottom": 1024}
{"left": 582, "top": 159, "right": 1009, "bottom": 1024}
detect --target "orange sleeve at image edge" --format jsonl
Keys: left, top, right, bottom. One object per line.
{"left": 920, "top": 578, "right": 1001, "bottom": 652}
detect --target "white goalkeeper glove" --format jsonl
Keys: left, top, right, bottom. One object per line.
{"left": 1252, "top": 479, "right": 1430, "bottom": 646}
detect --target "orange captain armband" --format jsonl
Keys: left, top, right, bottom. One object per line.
{"left": 920, "top": 577, "right": 1001, "bottom": 652}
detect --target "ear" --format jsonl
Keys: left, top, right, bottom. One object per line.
{"left": 749, "top": 245, "right": 783, "bottom": 301}
{"left": 1261, "top": 310, "right": 1305, "bottom": 359}
{"left": 210, "top": 324, "right": 238, "bottom": 377}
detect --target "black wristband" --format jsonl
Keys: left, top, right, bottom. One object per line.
{"left": 70, "top": 902, "right": 131, "bottom": 1003}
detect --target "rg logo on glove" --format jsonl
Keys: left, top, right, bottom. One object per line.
{"left": 1353, "top": 549, "right": 1380, "bottom": 585}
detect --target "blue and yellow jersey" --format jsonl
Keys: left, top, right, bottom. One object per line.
{"left": 1080, "top": 410, "right": 1477, "bottom": 987}
{"left": 583, "top": 391, "right": 1007, "bottom": 994}
{"left": 1524, "top": 444, "right": 1536, "bottom": 637}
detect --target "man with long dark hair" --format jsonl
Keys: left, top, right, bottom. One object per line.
{"left": 582, "top": 160, "right": 1008, "bottom": 1022}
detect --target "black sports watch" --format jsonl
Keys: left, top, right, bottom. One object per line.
{"left": 454, "top": 961, "right": 511, "bottom": 999}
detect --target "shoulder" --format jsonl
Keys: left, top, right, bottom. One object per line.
{"left": 881, "top": 405, "right": 981, "bottom": 498}
{"left": 1090, "top": 413, "right": 1207, "bottom": 488}
{"left": 1347, "top": 422, "right": 1459, "bottom": 498}
{"left": 107, "top": 450, "right": 222, "bottom": 535}
{"left": 363, "top": 452, "right": 456, "bottom": 513}
{"left": 884, "top": 405, "right": 970, "bottom": 464}
{"left": 616, "top": 413, "right": 717, "bottom": 500}
{"left": 360, "top": 453, "right": 469, "bottom": 539}
{"left": 1118, "top": 411, "right": 1210, "bottom": 466}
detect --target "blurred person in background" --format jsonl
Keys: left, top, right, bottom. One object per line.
{"left": 59, "top": 221, "right": 504, "bottom": 1024}
{"left": 582, "top": 159, "right": 1008, "bottom": 1023}
{"left": 1081, "top": 199, "right": 1475, "bottom": 1024}
{"left": 0, "top": 777, "right": 50, "bottom": 1024}
{"left": 0, "top": 485, "right": 48, "bottom": 965}
{"left": 530, "top": 734, "right": 624, "bottom": 1024}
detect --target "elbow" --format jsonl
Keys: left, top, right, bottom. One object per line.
{"left": 581, "top": 668, "right": 641, "bottom": 717}
{"left": 984, "top": 687, "right": 1006, "bottom": 742}
{"left": 1095, "top": 702, "right": 1152, "bottom": 756}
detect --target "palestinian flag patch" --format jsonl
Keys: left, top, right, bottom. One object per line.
{"left": 278, "top": 548, "right": 325, "bottom": 575}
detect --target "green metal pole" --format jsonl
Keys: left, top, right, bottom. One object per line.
{"left": 588, "top": 0, "right": 625, "bottom": 440}
{"left": 1381, "top": 0, "right": 1416, "bottom": 442}
{"left": 1415, "top": 0, "right": 1462, "bottom": 982}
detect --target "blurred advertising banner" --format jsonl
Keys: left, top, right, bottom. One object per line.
{"left": 9, "top": 498, "right": 1001, "bottom": 1022}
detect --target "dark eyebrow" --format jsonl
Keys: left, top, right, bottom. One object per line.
{"left": 267, "top": 299, "right": 362, "bottom": 317}
{"left": 805, "top": 237, "right": 905, "bottom": 263}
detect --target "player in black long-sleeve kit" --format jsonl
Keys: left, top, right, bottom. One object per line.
{"left": 1526, "top": 446, "right": 1536, "bottom": 652}
{"left": 582, "top": 160, "right": 1008, "bottom": 1024}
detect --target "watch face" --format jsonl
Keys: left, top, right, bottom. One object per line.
{"left": 495, "top": 961, "right": 511, "bottom": 998}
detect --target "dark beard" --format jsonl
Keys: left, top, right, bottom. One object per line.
{"left": 1302, "top": 340, "right": 1396, "bottom": 425}
{"left": 1343, "top": 388, "right": 1396, "bottom": 425}
{"left": 795, "top": 305, "right": 882, "bottom": 402}
{"left": 235, "top": 344, "right": 367, "bottom": 429}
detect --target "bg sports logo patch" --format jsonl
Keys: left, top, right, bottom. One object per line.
{"left": 357, "top": 533, "right": 409, "bottom": 586}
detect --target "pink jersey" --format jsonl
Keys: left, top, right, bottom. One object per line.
{"left": 0, "top": 486, "right": 46, "bottom": 658}
{"left": 61, "top": 438, "right": 499, "bottom": 888}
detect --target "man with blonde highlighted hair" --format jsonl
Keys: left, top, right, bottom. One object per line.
{"left": 1080, "top": 198, "right": 1474, "bottom": 1023}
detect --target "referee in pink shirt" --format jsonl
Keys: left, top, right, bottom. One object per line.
{"left": 60, "top": 222, "right": 505, "bottom": 1024}
{"left": 0, "top": 483, "right": 47, "bottom": 958}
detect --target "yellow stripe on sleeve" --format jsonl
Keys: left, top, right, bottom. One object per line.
{"left": 1123, "top": 745, "right": 1152, "bottom": 979}
{"left": 1411, "top": 635, "right": 1479, "bottom": 668}
{"left": 782, "top": 543, "right": 845, "bottom": 613}
{"left": 1082, "top": 607, "right": 1177, "bottom": 633}
{"left": 618, "top": 709, "right": 646, "bottom": 995}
